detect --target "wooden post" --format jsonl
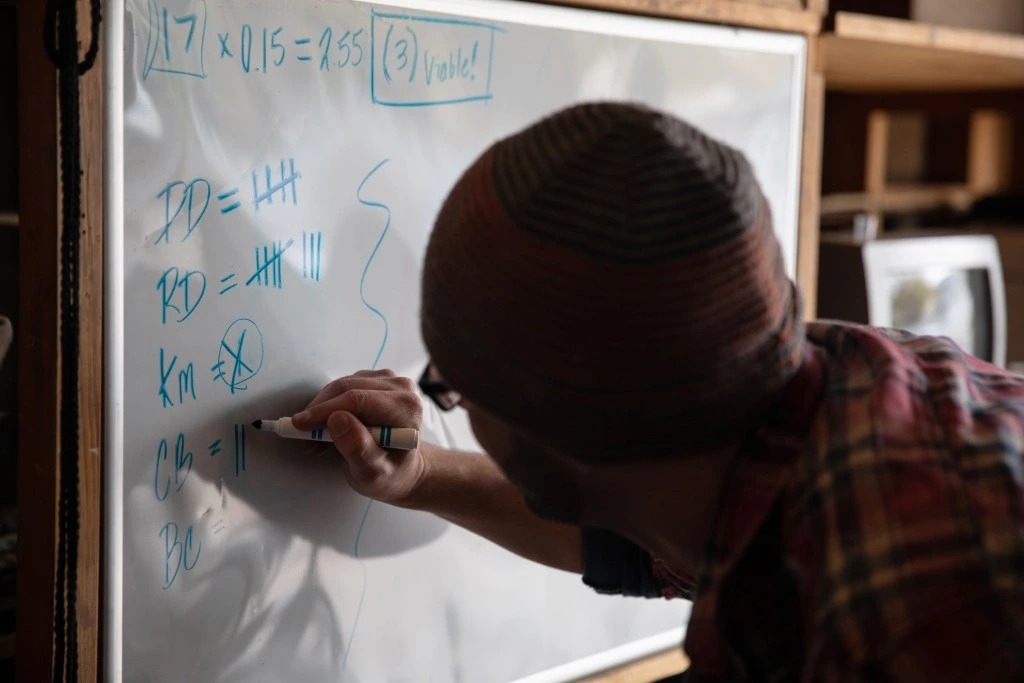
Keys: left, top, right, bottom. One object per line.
{"left": 967, "top": 109, "right": 1013, "bottom": 195}
{"left": 798, "top": 35, "right": 825, "bottom": 319}
{"left": 582, "top": 648, "right": 691, "bottom": 682}
{"left": 16, "top": 0, "right": 104, "bottom": 678}
{"left": 863, "top": 109, "right": 891, "bottom": 195}
{"left": 76, "top": 0, "right": 106, "bottom": 676}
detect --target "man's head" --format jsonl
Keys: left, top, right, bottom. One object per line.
{"left": 420, "top": 103, "right": 804, "bottom": 511}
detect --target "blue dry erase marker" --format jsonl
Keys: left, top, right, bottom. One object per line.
{"left": 251, "top": 417, "right": 419, "bottom": 450}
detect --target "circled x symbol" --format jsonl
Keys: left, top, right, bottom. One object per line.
{"left": 212, "top": 318, "right": 264, "bottom": 394}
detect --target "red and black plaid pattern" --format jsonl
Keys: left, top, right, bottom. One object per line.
{"left": 656, "top": 322, "right": 1024, "bottom": 681}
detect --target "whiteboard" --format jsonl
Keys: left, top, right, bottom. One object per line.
{"left": 104, "top": 0, "right": 806, "bottom": 680}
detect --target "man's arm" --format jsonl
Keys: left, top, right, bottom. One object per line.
{"left": 290, "top": 370, "right": 582, "bottom": 573}
{"left": 406, "top": 443, "right": 583, "bottom": 573}
{"left": 290, "top": 370, "right": 670, "bottom": 594}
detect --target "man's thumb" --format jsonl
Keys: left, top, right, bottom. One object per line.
{"left": 327, "top": 411, "right": 353, "bottom": 438}
{"left": 327, "top": 411, "right": 373, "bottom": 461}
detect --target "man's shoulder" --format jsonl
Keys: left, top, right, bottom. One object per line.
{"left": 790, "top": 320, "right": 1024, "bottom": 668}
{"left": 805, "top": 319, "right": 1024, "bottom": 395}
{"left": 801, "top": 319, "right": 1024, "bottom": 481}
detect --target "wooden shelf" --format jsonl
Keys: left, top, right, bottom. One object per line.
{"left": 552, "top": 0, "right": 823, "bottom": 34}
{"left": 581, "top": 647, "right": 689, "bottom": 682}
{"left": 820, "top": 184, "right": 975, "bottom": 216}
{"left": 822, "top": 12, "right": 1024, "bottom": 91}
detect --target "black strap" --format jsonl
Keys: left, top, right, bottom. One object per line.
{"left": 42, "top": 0, "right": 102, "bottom": 679}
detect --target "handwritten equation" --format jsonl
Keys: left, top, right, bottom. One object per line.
{"left": 155, "top": 158, "right": 301, "bottom": 245}
{"left": 150, "top": 422, "right": 249, "bottom": 589}
{"left": 371, "top": 11, "right": 502, "bottom": 107}
{"left": 140, "top": 153, "right": 396, "bottom": 604}
{"left": 157, "top": 234, "right": 323, "bottom": 333}
{"left": 212, "top": 318, "right": 265, "bottom": 394}
{"left": 142, "top": 1, "right": 505, "bottom": 107}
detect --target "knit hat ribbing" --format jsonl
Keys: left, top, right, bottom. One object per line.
{"left": 420, "top": 102, "right": 805, "bottom": 463}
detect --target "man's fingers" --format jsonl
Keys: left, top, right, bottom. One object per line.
{"left": 352, "top": 368, "right": 398, "bottom": 378}
{"left": 327, "top": 411, "right": 386, "bottom": 484}
{"left": 296, "top": 372, "right": 417, "bottom": 425}
{"left": 302, "top": 377, "right": 394, "bottom": 415}
{"left": 296, "top": 389, "right": 422, "bottom": 429}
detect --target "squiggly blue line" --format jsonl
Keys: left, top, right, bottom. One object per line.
{"left": 356, "top": 158, "right": 391, "bottom": 370}
{"left": 343, "top": 158, "right": 391, "bottom": 670}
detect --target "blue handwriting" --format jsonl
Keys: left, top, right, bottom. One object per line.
{"left": 253, "top": 158, "right": 301, "bottom": 210}
{"left": 217, "top": 25, "right": 334, "bottom": 72}
{"left": 143, "top": 0, "right": 208, "bottom": 80}
{"left": 247, "top": 239, "right": 294, "bottom": 289}
{"left": 356, "top": 159, "right": 391, "bottom": 369}
{"left": 344, "top": 158, "right": 394, "bottom": 669}
{"left": 218, "top": 273, "right": 237, "bottom": 295}
{"left": 371, "top": 10, "right": 503, "bottom": 107}
{"left": 154, "top": 432, "right": 193, "bottom": 501}
{"left": 159, "top": 348, "right": 197, "bottom": 408}
{"left": 303, "top": 231, "right": 322, "bottom": 281}
{"left": 212, "top": 318, "right": 264, "bottom": 394}
{"left": 318, "top": 27, "right": 366, "bottom": 71}
{"left": 157, "top": 266, "right": 206, "bottom": 324}
{"left": 217, "top": 187, "right": 241, "bottom": 214}
{"left": 155, "top": 178, "right": 210, "bottom": 245}
{"left": 160, "top": 521, "right": 201, "bottom": 589}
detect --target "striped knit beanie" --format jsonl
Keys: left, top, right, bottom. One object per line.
{"left": 421, "top": 102, "right": 806, "bottom": 463}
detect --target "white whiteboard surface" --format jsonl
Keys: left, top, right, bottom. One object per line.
{"left": 104, "top": 0, "right": 805, "bottom": 680}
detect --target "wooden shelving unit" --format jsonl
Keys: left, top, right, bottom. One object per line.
{"left": 815, "top": 7, "right": 1024, "bottom": 366}
{"left": 820, "top": 184, "right": 975, "bottom": 215}
{"left": 822, "top": 12, "right": 1024, "bottom": 91}
{"left": 562, "top": 0, "right": 824, "bottom": 34}
{"left": 817, "top": 12, "right": 1024, "bottom": 220}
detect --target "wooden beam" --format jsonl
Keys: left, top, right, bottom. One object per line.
{"left": 863, "top": 109, "right": 890, "bottom": 194}
{"left": 806, "top": 0, "right": 829, "bottom": 15}
{"left": 797, "top": 34, "right": 824, "bottom": 319}
{"left": 822, "top": 12, "right": 1024, "bottom": 91}
{"left": 15, "top": 0, "right": 59, "bottom": 679}
{"left": 76, "top": 0, "right": 105, "bottom": 676}
{"left": 544, "top": 0, "right": 822, "bottom": 34}
{"left": 820, "top": 183, "right": 975, "bottom": 215}
{"left": 741, "top": 0, "right": 803, "bottom": 10}
{"left": 579, "top": 647, "right": 690, "bottom": 682}
{"left": 16, "top": 0, "right": 105, "bottom": 679}
{"left": 967, "top": 109, "right": 1013, "bottom": 196}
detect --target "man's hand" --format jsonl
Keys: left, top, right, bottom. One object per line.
{"left": 291, "top": 369, "right": 426, "bottom": 507}
{"left": 293, "top": 369, "right": 583, "bottom": 573}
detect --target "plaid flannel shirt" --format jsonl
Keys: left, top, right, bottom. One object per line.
{"left": 582, "top": 321, "right": 1024, "bottom": 682}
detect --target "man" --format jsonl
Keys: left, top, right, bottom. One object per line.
{"left": 292, "top": 103, "right": 1024, "bottom": 681}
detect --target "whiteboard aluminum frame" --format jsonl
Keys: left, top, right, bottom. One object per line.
{"left": 102, "top": 0, "right": 806, "bottom": 680}
{"left": 104, "top": 0, "right": 125, "bottom": 679}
